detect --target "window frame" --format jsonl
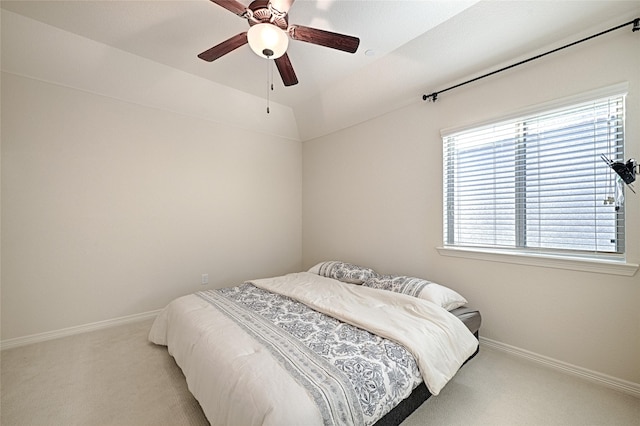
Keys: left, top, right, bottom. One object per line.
{"left": 438, "top": 83, "right": 638, "bottom": 276}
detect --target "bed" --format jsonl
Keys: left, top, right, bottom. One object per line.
{"left": 149, "top": 262, "right": 481, "bottom": 425}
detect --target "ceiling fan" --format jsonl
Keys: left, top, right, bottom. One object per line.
{"left": 198, "top": 0, "right": 360, "bottom": 86}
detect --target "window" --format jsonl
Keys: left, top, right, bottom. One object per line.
{"left": 442, "top": 93, "right": 626, "bottom": 259}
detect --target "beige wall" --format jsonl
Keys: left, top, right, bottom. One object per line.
{"left": 1, "top": 11, "right": 303, "bottom": 340}
{"left": 1, "top": 2, "right": 638, "bottom": 388}
{"left": 303, "top": 28, "right": 640, "bottom": 383}
{"left": 1, "top": 75, "right": 302, "bottom": 339}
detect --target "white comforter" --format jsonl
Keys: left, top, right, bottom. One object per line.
{"left": 149, "top": 272, "right": 478, "bottom": 426}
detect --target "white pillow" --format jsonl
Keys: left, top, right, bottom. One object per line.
{"left": 419, "top": 282, "right": 468, "bottom": 311}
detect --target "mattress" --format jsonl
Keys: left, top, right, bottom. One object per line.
{"left": 450, "top": 306, "right": 482, "bottom": 336}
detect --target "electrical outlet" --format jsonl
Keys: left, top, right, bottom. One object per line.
{"left": 201, "top": 273, "right": 209, "bottom": 285}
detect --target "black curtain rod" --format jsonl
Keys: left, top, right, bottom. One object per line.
{"left": 422, "top": 18, "right": 639, "bottom": 102}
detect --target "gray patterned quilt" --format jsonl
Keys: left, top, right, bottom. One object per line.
{"left": 206, "top": 283, "right": 423, "bottom": 424}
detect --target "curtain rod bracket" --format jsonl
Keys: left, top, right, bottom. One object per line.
{"left": 633, "top": 18, "right": 639, "bottom": 32}
{"left": 422, "top": 92, "right": 438, "bottom": 102}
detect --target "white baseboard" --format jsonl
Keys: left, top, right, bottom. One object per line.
{"left": 480, "top": 336, "right": 640, "bottom": 398}
{"left": 0, "top": 309, "right": 161, "bottom": 351}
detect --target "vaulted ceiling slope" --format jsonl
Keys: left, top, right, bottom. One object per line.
{"left": 2, "top": 1, "right": 639, "bottom": 141}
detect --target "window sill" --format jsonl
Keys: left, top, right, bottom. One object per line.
{"left": 436, "top": 246, "right": 639, "bottom": 277}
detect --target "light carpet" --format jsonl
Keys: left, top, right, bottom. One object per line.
{"left": 1, "top": 319, "right": 638, "bottom": 425}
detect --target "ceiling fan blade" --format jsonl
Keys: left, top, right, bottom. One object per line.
{"left": 209, "top": 0, "right": 248, "bottom": 17}
{"left": 274, "top": 53, "right": 298, "bottom": 86}
{"left": 198, "top": 32, "right": 248, "bottom": 62}
{"left": 270, "top": 0, "right": 295, "bottom": 14}
{"left": 289, "top": 25, "right": 360, "bottom": 53}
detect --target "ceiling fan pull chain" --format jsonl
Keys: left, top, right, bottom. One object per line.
{"left": 266, "top": 56, "right": 273, "bottom": 114}
{"left": 270, "top": 59, "right": 274, "bottom": 92}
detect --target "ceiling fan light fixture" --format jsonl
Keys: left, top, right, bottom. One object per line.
{"left": 247, "top": 23, "right": 289, "bottom": 59}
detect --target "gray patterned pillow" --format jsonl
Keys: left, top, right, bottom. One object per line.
{"left": 362, "top": 275, "right": 428, "bottom": 297}
{"left": 308, "top": 261, "right": 377, "bottom": 284}
{"left": 363, "top": 275, "right": 468, "bottom": 311}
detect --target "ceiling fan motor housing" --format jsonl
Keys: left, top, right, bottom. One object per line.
{"left": 248, "top": 0, "right": 288, "bottom": 29}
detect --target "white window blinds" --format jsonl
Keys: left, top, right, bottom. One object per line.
{"left": 443, "top": 94, "right": 625, "bottom": 256}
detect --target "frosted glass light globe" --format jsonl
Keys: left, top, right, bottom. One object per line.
{"left": 247, "top": 23, "right": 289, "bottom": 59}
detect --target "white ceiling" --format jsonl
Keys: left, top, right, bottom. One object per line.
{"left": 0, "top": 0, "right": 480, "bottom": 105}
{"left": 2, "top": 0, "right": 639, "bottom": 139}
